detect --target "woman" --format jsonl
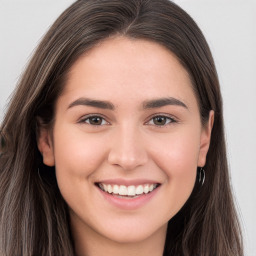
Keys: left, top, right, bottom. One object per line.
{"left": 0, "top": 0, "right": 243, "bottom": 255}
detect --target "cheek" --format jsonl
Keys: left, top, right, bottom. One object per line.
{"left": 53, "top": 126, "right": 108, "bottom": 179}
{"left": 147, "top": 128, "right": 200, "bottom": 215}
{"left": 150, "top": 128, "right": 201, "bottom": 174}
{"left": 52, "top": 126, "right": 110, "bottom": 215}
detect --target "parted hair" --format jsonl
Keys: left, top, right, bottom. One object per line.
{"left": 0, "top": 0, "right": 243, "bottom": 255}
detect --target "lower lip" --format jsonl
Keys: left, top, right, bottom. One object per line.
{"left": 96, "top": 185, "right": 160, "bottom": 210}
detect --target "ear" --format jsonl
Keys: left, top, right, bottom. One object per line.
{"left": 197, "top": 110, "right": 214, "bottom": 167}
{"left": 37, "top": 119, "right": 55, "bottom": 167}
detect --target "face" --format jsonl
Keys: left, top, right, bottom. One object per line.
{"left": 38, "top": 37, "right": 213, "bottom": 245}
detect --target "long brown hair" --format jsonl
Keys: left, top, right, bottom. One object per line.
{"left": 0, "top": 0, "right": 243, "bottom": 255}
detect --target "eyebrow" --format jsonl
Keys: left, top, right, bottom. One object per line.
{"left": 68, "top": 98, "right": 115, "bottom": 110}
{"left": 142, "top": 97, "right": 188, "bottom": 109}
{"left": 67, "top": 97, "right": 188, "bottom": 110}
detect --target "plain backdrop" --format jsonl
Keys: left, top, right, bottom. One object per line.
{"left": 0, "top": 0, "right": 255, "bottom": 255}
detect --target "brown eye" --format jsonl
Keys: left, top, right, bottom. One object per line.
{"left": 89, "top": 117, "right": 102, "bottom": 125}
{"left": 153, "top": 116, "right": 168, "bottom": 125}
{"left": 82, "top": 116, "right": 108, "bottom": 125}
{"left": 147, "top": 115, "right": 175, "bottom": 126}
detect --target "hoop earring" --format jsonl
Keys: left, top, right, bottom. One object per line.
{"left": 198, "top": 167, "right": 205, "bottom": 186}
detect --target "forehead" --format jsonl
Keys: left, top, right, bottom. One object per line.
{"left": 60, "top": 36, "right": 198, "bottom": 110}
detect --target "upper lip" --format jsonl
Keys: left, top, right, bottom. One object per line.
{"left": 95, "top": 179, "right": 161, "bottom": 186}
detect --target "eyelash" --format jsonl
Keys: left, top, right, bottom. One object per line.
{"left": 78, "top": 114, "right": 177, "bottom": 127}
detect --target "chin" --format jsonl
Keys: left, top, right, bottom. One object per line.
{"left": 101, "top": 229, "right": 157, "bottom": 244}
{"left": 96, "top": 219, "right": 168, "bottom": 244}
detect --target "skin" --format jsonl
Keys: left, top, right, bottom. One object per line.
{"left": 38, "top": 37, "right": 214, "bottom": 256}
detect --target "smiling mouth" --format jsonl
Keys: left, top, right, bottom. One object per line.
{"left": 95, "top": 183, "right": 160, "bottom": 198}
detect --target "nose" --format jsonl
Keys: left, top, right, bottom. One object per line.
{"left": 107, "top": 125, "right": 148, "bottom": 171}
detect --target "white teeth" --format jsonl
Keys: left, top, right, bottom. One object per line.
{"left": 144, "top": 184, "right": 149, "bottom": 193}
{"left": 98, "top": 183, "right": 158, "bottom": 196}
{"left": 107, "top": 184, "right": 112, "bottom": 193}
{"left": 119, "top": 185, "right": 127, "bottom": 195}
{"left": 113, "top": 185, "right": 119, "bottom": 194}
{"left": 135, "top": 185, "right": 144, "bottom": 195}
{"left": 127, "top": 186, "right": 136, "bottom": 196}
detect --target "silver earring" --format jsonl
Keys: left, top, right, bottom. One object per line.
{"left": 199, "top": 167, "right": 205, "bottom": 186}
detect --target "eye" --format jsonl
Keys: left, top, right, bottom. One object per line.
{"left": 147, "top": 115, "right": 176, "bottom": 126}
{"left": 80, "top": 115, "right": 108, "bottom": 126}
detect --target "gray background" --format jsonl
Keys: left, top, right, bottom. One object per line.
{"left": 0, "top": 0, "right": 255, "bottom": 255}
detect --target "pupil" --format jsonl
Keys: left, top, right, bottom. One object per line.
{"left": 154, "top": 116, "right": 166, "bottom": 125}
{"left": 90, "top": 117, "right": 102, "bottom": 125}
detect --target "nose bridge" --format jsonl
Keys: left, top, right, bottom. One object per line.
{"left": 108, "top": 122, "right": 148, "bottom": 170}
